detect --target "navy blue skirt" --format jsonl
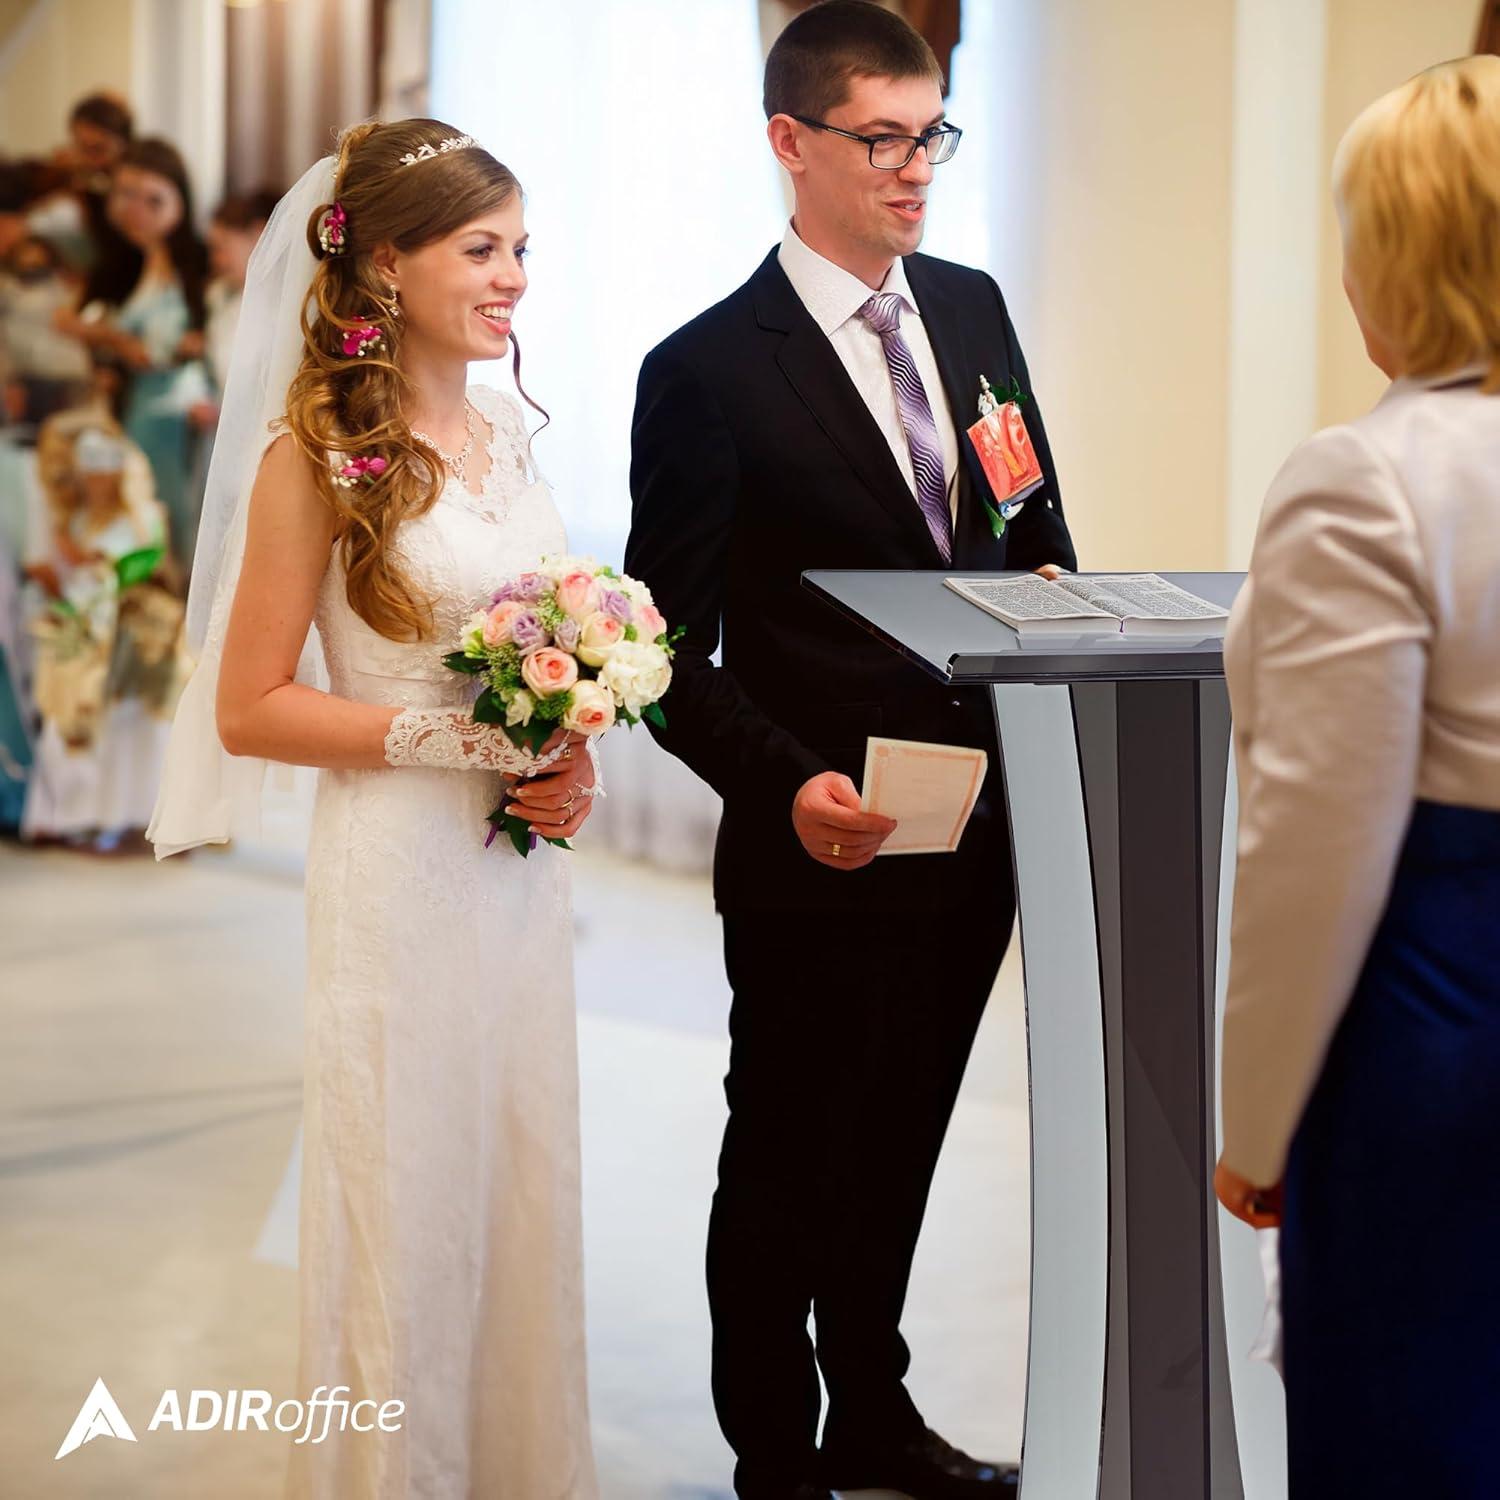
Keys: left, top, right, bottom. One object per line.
{"left": 1281, "top": 800, "right": 1500, "bottom": 1496}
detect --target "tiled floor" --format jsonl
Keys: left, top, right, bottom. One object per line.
{"left": 1, "top": 837, "right": 1030, "bottom": 1498}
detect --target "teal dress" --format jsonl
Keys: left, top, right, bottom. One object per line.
{"left": 0, "top": 437, "right": 34, "bottom": 829}
{"left": 115, "top": 276, "right": 208, "bottom": 568}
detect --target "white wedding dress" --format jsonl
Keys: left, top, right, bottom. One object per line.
{"left": 286, "top": 383, "right": 597, "bottom": 1499}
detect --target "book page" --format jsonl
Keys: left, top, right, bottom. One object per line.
{"left": 1057, "top": 573, "right": 1229, "bottom": 621}
{"left": 945, "top": 575, "right": 1114, "bottom": 624}
{"left": 860, "top": 737, "right": 988, "bottom": 855}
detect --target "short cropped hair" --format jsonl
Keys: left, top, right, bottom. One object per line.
{"left": 763, "top": 0, "right": 943, "bottom": 122}
{"left": 1334, "top": 54, "right": 1500, "bottom": 391}
{"left": 69, "top": 92, "right": 133, "bottom": 143}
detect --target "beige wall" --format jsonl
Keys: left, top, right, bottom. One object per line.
{"left": 0, "top": 0, "right": 135, "bottom": 157}
{"left": 1008, "top": 0, "right": 1483, "bottom": 571}
{"left": 1317, "top": 0, "right": 1480, "bottom": 427}
{"left": 1021, "top": 0, "right": 1237, "bottom": 572}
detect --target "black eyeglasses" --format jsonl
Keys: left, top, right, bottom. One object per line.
{"left": 790, "top": 115, "right": 962, "bottom": 169}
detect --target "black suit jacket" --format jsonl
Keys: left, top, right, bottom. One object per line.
{"left": 625, "top": 246, "right": 1077, "bottom": 913}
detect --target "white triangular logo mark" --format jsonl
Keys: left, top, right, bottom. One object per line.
{"left": 55, "top": 1377, "right": 137, "bottom": 1460}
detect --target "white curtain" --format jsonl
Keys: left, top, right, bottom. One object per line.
{"left": 430, "top": 1, "right": 786, "bottom": 871}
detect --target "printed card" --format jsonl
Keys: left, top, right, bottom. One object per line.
{"left": 860, "top": 736, "right": 988, "bottom": 855}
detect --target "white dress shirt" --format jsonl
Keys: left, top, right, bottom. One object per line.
{"left": 1220, "top": 366, "right": 1500, "bottom": 1185}
{"left": 778, "top": 222, "right": 962, "bottom": 523}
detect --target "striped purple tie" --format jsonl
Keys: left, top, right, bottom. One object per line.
{"left": 859, "top": 291, "right": 952, "bottom": 564}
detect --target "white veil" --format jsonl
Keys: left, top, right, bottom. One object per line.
{"left": 147, "top": 157, "right": 336, "bottom": 858}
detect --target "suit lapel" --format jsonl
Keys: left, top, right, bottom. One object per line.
{"left": 904, "top": 254, "right": 1006, "bottom": 570}
{"left": 751, "top": 252, "right": 944, "bottom": 564}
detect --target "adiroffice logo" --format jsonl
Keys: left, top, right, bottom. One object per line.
{"left": 56, "top": 1379, "right": 404, "bottom": 1460}
{"left": 54, "top": 1378, "right": 137, "bottom": 1460}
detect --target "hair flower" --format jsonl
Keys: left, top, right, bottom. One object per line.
{"left": 317, "top": 202, "right": 348, "bottom": 256}
{"left": 333, "top": 453, "right": 388, "bottom": 488}
{"left": 341, "top": 321, "right": 385, "bottom": 357}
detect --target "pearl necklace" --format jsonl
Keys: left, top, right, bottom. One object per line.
{"left": 410, "top": 401, "right": 476, "bottom": 480}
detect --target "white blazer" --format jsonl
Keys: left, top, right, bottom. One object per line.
{"left": 1220, "top": 367, "right": 1500, "bottom": 1185}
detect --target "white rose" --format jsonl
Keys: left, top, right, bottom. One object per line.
{"left": 576, "top": 611, "right": 626, "bottom": 668}
{"left": 505, "top": 689, "right": 536, "bottom": 727}
{"left": 616, "top": 575, "right": 655, "bottom": 608}
{"left": 562, "top": 679, "right": 617, "bottom": 734}
{"left": 598, "top": 640, "right": 673, "bottom": 717}
{"left": 463, "top": 609, "right": 488, "bottom": 655}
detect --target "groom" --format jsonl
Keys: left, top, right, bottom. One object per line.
{"left": 625, "top": 4, "right": 1076, "bottom": 1496}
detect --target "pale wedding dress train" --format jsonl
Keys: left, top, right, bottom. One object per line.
{"left": 285, "top": 384, "right": 597, "bottom": 1499}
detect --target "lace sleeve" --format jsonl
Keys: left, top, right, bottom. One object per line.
{"left": 580, "top": 734, "right": 605, "bottom": 798}
{"left": 383, "top": 707, "right": 563, "bottom": 775}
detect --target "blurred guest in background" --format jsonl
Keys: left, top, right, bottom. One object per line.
{"left": 1216, "top": 54, "right": 1500, "bottom": 1496}
{"left": 20, "top": 406, "right": 180, "bottom": 852}
{"left": 191, "top": 187, "right": 281, "bottom": 432}
{"left": 60, "top": 138, "right": 209, "bottom": 572}
{"left": 3, "top": 94, "right": 135, "bottom": 275}
{"left": 0, "top": 516, "right": 31, "bottom": 834}
{"left": 0, "top": 234, "right": 90, "bottom": 428}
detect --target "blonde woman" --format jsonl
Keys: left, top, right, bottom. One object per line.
{"left": 150, "top": 122, "right": 600, "bottom": 1496}
{"left": 1215, "top": 57, "right": 1500, "bottom": 1492}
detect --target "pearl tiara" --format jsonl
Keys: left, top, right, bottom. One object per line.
{"left": 397, "top": 134, "right": 477, "bottom": 167}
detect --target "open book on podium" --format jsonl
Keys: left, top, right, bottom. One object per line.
{"left": 944, "top": 573, "right": 1230, "bottom": 642}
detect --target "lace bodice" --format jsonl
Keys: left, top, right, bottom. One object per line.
{"left": 314, "top": 384, "right": 565, "bottom": 710}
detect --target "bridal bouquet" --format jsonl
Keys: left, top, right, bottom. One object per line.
{"left": 443, "top": 557, "right": 678, "bottom": 855}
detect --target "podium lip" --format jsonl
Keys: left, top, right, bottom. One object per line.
{"left": 801, "top": 569, "right": 1243, "bottom": 686}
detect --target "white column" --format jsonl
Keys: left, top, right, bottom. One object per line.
{"left": 130, "top": 0, "right": 226, "bottom": 223}
{"left": 1224, "top": 0, "right": 1326, "bottom": 567}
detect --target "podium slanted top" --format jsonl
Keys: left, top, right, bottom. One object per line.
{"left": 801, "top": 571, "right": 1246, "bottom": 685}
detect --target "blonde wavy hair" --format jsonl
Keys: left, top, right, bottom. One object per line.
{"left": 1334, "top": 54, "right": 1500, "bottom": 393}
{"left": 284, "top": 118, "right": 539, "bottom": 641}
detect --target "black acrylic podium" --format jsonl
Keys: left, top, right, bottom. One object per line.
{"left": 802, "top": 571, "right": 1286, "bottom": 1500}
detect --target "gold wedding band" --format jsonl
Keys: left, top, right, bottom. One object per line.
{"left": 830, "top": 842, "right": 842, "bottom": 857}
{"left": 564, "top": 793, "right": 575, "bottom": 811}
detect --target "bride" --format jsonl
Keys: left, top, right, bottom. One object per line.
{"left": 149, "top": 119, "right": 600, "bottom": 1497}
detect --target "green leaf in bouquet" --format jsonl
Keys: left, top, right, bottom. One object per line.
{"left": 623, "top": 623, "right": 638, "bottom": 642}
{"left": 473, "top": 687, "right": 507, "bottom": 723}
{"left": 115, "top": 545, "right": 165, "bottom": 590}
{"left": 442, "top": 650, "right": 485, "bottom": 675}
{"left": 506, "top": 815, "right": 532, "bottom": 858}
{"left": 642, "top": 701, "right": 668, "bottom": 730}
{"left": 488, "top": 804, "right": 573, "bottom": 858}
{"left": 514, "top": 718, "right": 553, "bottom": 755}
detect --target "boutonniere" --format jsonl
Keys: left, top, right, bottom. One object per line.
{"left": 967, "top": 374, "right": 1044, "bottom": 538}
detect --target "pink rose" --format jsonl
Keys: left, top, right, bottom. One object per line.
{"left": 483, "top": 599, "right": 525, "bottom": 647}
{"left": 521, "top": 646, "right": 579, "bottom": 697}
{"left": 555, "top": 569, "right": 600, "bottom": 621}
{"left": 576, "top": 611, "right": 626, "bottom": 668}
{"left": 634, "top": 602, "right": 667, "bottom": 640}
{"left": 562, "top": 679, "right": 617, "bottom": 734}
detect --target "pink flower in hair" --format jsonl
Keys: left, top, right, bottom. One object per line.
{"left": 342, "top": 321, "right": 385, "bottom": 357}
{"left": 317, "top": 202, "right": 348, "bottom": 256}
{"left": 333, "top": 453, "right": 389, "bottom": 488}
